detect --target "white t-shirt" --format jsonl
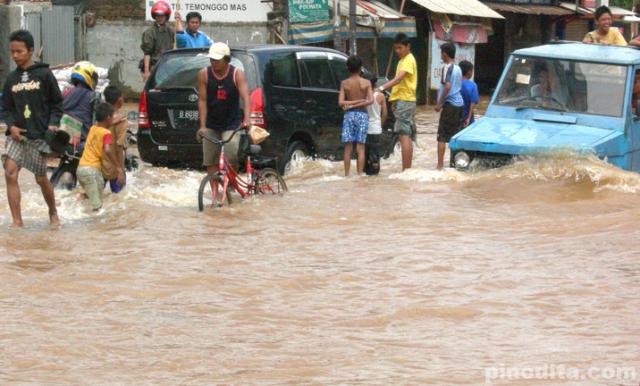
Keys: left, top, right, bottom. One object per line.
{"left": 367, "top": 91, "right": 383, "bottom": 135}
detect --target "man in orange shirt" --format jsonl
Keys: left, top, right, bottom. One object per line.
{"left": 76, "top": 103, "right": 124, "bottom": 211}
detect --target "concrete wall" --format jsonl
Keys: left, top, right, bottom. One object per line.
{"left": 0, "top": 6, "right": 24, "bottom": 84}
{"left": 85, "top": 19, "right": 269, "bottom": 98}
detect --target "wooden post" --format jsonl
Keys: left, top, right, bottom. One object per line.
{"left": 385, "top": 0, "right": 406, "bottom": 78}
{"left": 173, "top": 0, "right": 181, "bottom": 49}
{"left": 373, "top": 37, "right": 379, "bottom": 76}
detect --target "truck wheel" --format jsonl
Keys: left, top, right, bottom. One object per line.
{"left": 283, "top": 141, "right": 309, "bottom": 176}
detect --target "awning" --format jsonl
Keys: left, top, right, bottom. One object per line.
{"left": 432, "top": 14, "right": 488, "bottom": 43}
{"left": 410, "top": 0, "right": 504, "bottom": 19}
{"left": 484, "top": 2, "right": 572, "bottom": 16}
{"left": 559, "top": 2, "right": 636, "bottom": 17}
{"left": 608, "top": 6, "right": 636, "bottom": 17}
{"left": 288, "top": 21, "right": 335, "bottom": 45}
{"left": 288, "top": 0, "right": 416, "bottom": 45}
{"left": 559, "top": 2, "right": 593, "bottom": 14}
{"left": 338, "top": 0, "right": 417, "bottom": 38}
{"left": 623, "top": 15, "right": 640, "bottom": 23}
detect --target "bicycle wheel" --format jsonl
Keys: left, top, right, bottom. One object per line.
{"left": 253, "top": 168, "right": 287, "bottom": 195}
{"left": 50, "top": 165, "right": 77, "bottom": 191}
{"left": 198, "top": 174, "right": 232, "bottom": 212}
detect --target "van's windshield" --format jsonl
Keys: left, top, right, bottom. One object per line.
{"left": 149, "top": 52, "right": 258, "bottom": 91}
{"left": 495, "top": 56, "right": 627, "bottom": 117}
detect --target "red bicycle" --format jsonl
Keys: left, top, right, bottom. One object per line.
{"left": 198, "top": 127, "right": 287, "bottom": 211}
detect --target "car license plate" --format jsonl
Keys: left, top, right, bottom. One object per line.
{"left": 176, "top": 110, "right": 199, "bottom": 121}
{"left": 158, "top": 145, "right": 168, "bottom": 151}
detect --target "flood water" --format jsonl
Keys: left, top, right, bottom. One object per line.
{"left": 1, "top": 107, "right": 639, "bottom": 385}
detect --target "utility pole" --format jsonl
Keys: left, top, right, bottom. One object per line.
{"left": 348, "top": 0, "right": 356, "bottom": 55}
{"left": 333, "top": 0, "right": 344, "bottom": 52}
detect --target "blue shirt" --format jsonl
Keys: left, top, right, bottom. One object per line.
{"left": 176, "top": 30, "right": 213, "bottom": 49}
{"left": 460, "top": 79, "right": 479, "bottom": 124}
{"left": 438, "top": 63, "right": 464, "bottom": 107}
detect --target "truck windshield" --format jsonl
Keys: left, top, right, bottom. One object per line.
{"left": 495, "top": 56, "right": 627, "bottom": 117}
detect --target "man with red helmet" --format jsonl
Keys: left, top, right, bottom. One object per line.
{"left": 141, "top": 1, "right": 175, "bottom": 81}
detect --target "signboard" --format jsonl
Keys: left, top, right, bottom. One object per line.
{"left": 288, "top": 0, "right": 329, "bottom": 23}
{"left": 430, "top": 36, "right": 475, "bottom": 90}
{"left": 145, "top": 0, "right": 271, "bottom": 23}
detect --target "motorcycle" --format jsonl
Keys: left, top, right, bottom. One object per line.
{"left": 50, "top": 129, "right": 139, "bottom": 190}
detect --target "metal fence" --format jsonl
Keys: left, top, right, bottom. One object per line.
{"left": 24, "top": 6, "right": 75, "bottom": 66}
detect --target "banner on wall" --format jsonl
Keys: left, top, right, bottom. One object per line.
{"left": 430, "top": 36, "right": 475, "bottom": 90}
{"left": 145, "top": 0, "right": 271, "bottom": 22}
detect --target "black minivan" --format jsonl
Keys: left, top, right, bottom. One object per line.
{"left": 137, "top": 45, "right": 396, "bottom": 174}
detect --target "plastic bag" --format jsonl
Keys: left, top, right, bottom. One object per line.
{"left": 248, "top": 125, "right": 270, "bottom": 144}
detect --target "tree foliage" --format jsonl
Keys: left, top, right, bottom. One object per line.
{"left": 610, "top": 0, "right": 634, "bottom": 10}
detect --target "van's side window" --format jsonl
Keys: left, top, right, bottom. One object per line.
{"left": 329, "top": 58, "right": 350, "bottom": 86}
{"left": 301, "top": 58, "right": 335, "bottom": 89}
{"left": 270, "top": 54, "right": 299, "bottom": 87}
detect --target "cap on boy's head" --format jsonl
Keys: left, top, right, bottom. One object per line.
{"left": 440, "top": 42, "right": 456, "bottom": 60}
{"left": 393, "top": 33, "right": 410, "bottom": 46}
{"left": 208, "top": 42, "right": 231, "bottom": 61}
{"left": 95, "top": 103, "right": 115, "bottom": 123}
{"left": 9, "top": 29, "right": 34, "bottom": 50}
{"left": 346, "top": 55, "right": 362, "bottom": 74}
{"left": 595, "top": 5, "right": 612, "bottom": 21}
{"left": 104, "top": 85, "right": 123, "bottom": 105}
{"left": 459, "top": 60, "right": 474, "bottom": 77}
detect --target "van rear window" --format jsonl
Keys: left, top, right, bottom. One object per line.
{"left": 149, "top": 52, "right": 258, "bottom": 91}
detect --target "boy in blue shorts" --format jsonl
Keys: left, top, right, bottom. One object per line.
{"left": 338, "top": 55, "right": 372, "bottom": 176}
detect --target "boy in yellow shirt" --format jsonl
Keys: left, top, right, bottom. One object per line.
{"left": 77, "top": 103, "right": 124, "bottom": 211}
{"left": 378, "top": 33, "right": 417, "bottom": 170}
{"left": 583, "top": 6, "right": 627, "bottom": 46}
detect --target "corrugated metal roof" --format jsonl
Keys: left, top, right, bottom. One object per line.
{"left": 339, "top": 0, "right": 408, "bottom": 19}
{"left": 484, "top": 2, "right": 572, "bottom": 16}
{"left": 410, "top": 0, "right": 504, "bottom": 19}
{"left": 559, "top": 2, "right": 636, "bottom": 17}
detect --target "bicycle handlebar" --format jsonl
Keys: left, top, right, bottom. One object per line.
{"left": 200, "top": 125, "right": 246, "bottom": 146}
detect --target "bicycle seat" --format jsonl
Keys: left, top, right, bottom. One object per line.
{"left": 252, "top": 155, "right": 277, "bottom": 168}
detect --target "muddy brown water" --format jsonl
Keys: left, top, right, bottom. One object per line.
{"left": 1, "top": 107, "right": 639, "bottom": 385}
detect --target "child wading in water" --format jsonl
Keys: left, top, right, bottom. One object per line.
{"left": 364, "top": 74, "right": 387, "bottom": 175}
{"left": 339, "top": 55, "right": 372, "bottom": 176}
{"left": 77, "top": 103, "right": 125, "bottom": 211}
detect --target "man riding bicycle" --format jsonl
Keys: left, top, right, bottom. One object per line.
{"left": 196, "top": 42, "right": 251, "bottom": 175}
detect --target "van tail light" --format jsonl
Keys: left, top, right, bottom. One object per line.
{"left": 138, "top": 90, "right": 150, "bottom": 129}
{"left": 249, "top": 87, "right": 265, "bottom": 128}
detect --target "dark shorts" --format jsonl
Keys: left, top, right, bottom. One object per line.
{"left": 437, "top": 103, "right": 464, "bottom": 143}
{"left": 364, "top": 134, "right": 380, "bottom": 176}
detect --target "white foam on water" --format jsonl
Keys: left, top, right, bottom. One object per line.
{"left": 388, "top": 167, "right": 471, "bottom": 183}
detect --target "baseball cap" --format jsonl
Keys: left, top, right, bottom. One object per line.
{"left": 208, "top": 42, "right": 230, "bottom": 60}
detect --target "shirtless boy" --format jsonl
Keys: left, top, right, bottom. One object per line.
{"left": 338, "top": 55, "right": 373, "bottom": 176}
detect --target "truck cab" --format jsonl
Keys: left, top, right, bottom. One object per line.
{"left": 449, "top": 43, "right": 640, "bottom": 172}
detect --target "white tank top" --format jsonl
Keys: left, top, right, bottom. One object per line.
{"left": 367, "top": 91, "right": 382, "bottom": 135}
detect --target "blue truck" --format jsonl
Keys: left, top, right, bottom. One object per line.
{"left": 450, "top": 43, "right": 640, "bottom": 172}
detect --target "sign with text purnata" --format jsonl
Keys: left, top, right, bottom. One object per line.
{"left": 146, "top": 0, "right": 271, "bottom": 22}
{"left": 288, "top": 0, "right": 329, "bottom": 23}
